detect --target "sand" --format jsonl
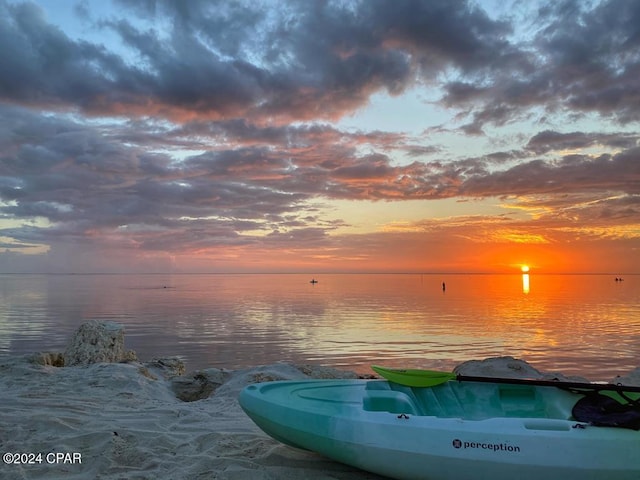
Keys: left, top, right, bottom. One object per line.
{"left": 2, "top": 352, "right": 639, "bottom": 480}
{"left": 0, "top": 355, "right": 387, "bottom": 480}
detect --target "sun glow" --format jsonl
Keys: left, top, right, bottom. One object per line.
{"left": 521, "top": 265, "right": 530, "bottom": 273}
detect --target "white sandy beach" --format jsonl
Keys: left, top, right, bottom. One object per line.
{"left": 1, "top": 354, "right": 389, "bottom": 480}
{"left": 2, "top": 322, "right": 639, "bottom": 480}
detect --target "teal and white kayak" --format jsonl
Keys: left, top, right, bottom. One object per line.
{"left": 239, "top": 377, "right": 640, "bottom": 480}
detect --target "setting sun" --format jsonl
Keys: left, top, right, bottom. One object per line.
{"left": 521, "top": 265, "right": 530, "bottom": 273}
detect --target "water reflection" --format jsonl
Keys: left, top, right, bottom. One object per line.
{"left": 522, "top": 273, "right": 530, "bottom": 294}
{"left": 0, "top": 273, "right": 638, "bottom": 381}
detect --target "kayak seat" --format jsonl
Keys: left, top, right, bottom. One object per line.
{"left": 364, "top": 381, "right": 579, "bottom": 420}
{"left": 413, "top": 383, "right": 551, "bottom": 420}
{"left": 363, "top": 382, "right": 423, "bottom": 415}
{"left": 411, "top": 384, "right": 467, "bottom": 418}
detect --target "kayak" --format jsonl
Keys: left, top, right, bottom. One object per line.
{"left": 239, "top": 378, "right": 640, "bottom": 480}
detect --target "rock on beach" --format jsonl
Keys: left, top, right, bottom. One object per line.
{"left": 63, "top": 320, "right": 137, "bottom": 366}
{"left": 454, "top": 356, "right": 589, "bottom": 382}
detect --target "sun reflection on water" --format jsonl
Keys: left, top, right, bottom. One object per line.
{"left": 0, "top": 273, "right": 638, "bottom": 380}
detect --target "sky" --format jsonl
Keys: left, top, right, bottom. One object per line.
{"left": 0, "top": 0, "right": 638, "bottom": 274}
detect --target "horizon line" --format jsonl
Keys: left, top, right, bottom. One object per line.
{"left": 0, "top": 271, "right": 637, "bottom": 276}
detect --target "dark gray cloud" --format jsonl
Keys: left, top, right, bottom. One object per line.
{"left": 3, "top": 0, "right": 638, "bottom": 129}
{"left": 525, "top": 130, "right": 639, "bottom": 155}
{"left": 461, "top": 148, "right": 640, "bottom": 197}
{"left": 1, "top": 0, "right": 638, "bottom": 128}
{"left": 0, "top": 0, "right": 520, "bottom": 121}
{"left": 451, "top": 0, "right": 640, "bottom": 132}
{"left": 0, "top": 1, "right": 135, "bottom": 110}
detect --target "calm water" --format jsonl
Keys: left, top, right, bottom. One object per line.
{"left": 0, "top": 273, "right": 638, "bottom": 381}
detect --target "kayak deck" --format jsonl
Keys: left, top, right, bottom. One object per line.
{"left": 364, "top": 380, "right": 577, "bottom": 420}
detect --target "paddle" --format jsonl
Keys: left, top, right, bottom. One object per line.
{"left": 371, "top": 365, "right": 640, "bottom": 394}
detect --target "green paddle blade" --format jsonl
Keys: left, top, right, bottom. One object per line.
{"left": 371, "top": 365, "right": 456, "bottom": 387}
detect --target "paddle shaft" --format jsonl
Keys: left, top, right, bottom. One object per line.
{"left": 455, "top": 374, "right": 640, "bottom": 393}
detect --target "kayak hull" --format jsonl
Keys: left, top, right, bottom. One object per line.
{"left": 239, "top": 379, "right": 640, "bottom": 480}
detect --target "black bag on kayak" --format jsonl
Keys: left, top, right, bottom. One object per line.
{"left": 572, "top": 392, "right": 640, "bottom": 430}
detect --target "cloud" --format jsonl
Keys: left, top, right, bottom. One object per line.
{"left": 446, "top": 0, "right": 640, "bottom": 132}
{"left": 0, "top": 0, "right": 639, "bottom": 273}
{"left": 525, "top": 130, "right": 639, "bottom": 155}
{"left": 0, "top": 0, "right": 522, "bottom": 123}
{"left": 2, "top": 0, "right": 639, "bottom": 130}
{"left": 0, "top": 1, "right": 134, "bottom": 110}
{"left": 1, "top": 101, "right": 638, "bottom": 262}
{"left": 461, "top": 148, "right": 640, "bottom": 197}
